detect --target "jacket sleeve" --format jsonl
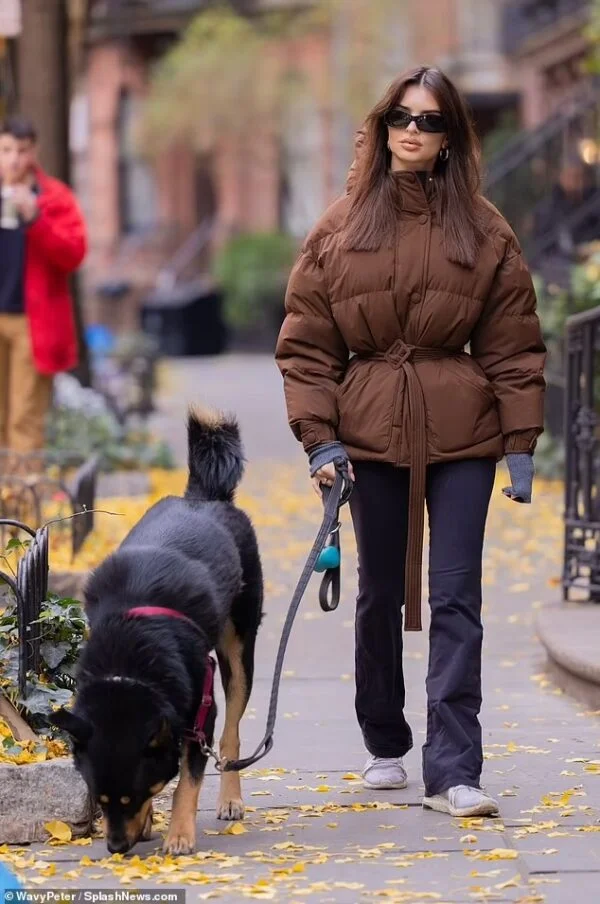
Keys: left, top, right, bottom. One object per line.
{"left": 470, "top": 233, "right": 546, "bottom": 453}
{"left": 275, "top": 244, "right": 349, "bottom": 452}
{"left": 27, "top": 186, "right": 87, "bottom": 273}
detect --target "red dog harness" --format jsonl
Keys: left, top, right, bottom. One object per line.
{"left": 127, "top": 606, "right": 216, "bottom": 749}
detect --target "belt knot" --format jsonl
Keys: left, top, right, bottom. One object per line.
{"left": 384, "top": 340, "right": 414, "bottom": 369}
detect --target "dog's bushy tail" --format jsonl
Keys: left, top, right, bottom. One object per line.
{"left": 185, "top": 406, "right": 245, "bottom": 503}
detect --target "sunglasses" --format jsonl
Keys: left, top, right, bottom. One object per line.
{"left": 383, "top": 109, "right": 447, "bottom": 134}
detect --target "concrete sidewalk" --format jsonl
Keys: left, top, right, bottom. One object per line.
{"left": 9, "top": 355, "right": 600, "bottom": 903}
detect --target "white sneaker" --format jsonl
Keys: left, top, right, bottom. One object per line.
{"left": 422, "top": 785, "right": 499, "bottom": 817}
{"left": 362, "top": 756, "right": 408, "bottom": 790}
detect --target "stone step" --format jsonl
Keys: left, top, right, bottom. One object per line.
{"left": 536, "top": 601, "right": 600, "bottom": 708}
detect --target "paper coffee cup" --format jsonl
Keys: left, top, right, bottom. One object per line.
{"left": 1, "top": 186, "right": 19, "bottom": 229}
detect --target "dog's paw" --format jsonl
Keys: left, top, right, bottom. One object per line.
{"left": 216, "top": 797, "right": 245, "bottom": 821}
{"left": 162, "top": 832, "right": 196, "bottom": 856}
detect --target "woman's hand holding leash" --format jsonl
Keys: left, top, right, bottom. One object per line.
{"left": 312, "top": 460, "right": 355, "bottom": 498}
{"left": 308, "top": 441, "right": 354, "bottom": 498}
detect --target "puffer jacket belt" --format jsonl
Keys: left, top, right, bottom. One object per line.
{"left": 360, "top": 340, "right": 461, "bottom": 631}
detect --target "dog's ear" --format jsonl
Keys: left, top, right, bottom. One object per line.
{"left": 146, "top": 718, "right": 171, "bottom": 751}
{"left": 50, "top": 708, "right": 94, "bottom": 744}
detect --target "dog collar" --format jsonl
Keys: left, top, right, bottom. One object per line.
{"left": 127, "top": 605, "right": 197, "bottom": 626}
{"left": 126, "top": 605, "right": 216, "bottom": 749}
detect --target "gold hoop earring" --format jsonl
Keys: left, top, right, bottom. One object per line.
{"left": 439, "top": 147, "right": 449, "bottom": 162}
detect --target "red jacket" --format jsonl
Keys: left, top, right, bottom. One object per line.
{"left": 24, "top": 168, "right": 87, "bottom": 375}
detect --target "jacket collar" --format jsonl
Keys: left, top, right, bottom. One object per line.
{"left": 391, "top": 170, "right": 435, "bottom": 214}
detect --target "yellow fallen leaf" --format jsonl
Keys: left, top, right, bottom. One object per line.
{"left": 39, "top": 863, "right": 56, "bottom": 878}
{"left": 223, "top": 822, "right": 248, "bottom": 835}
{"left": 460, "top": 834, "right": 478, "bottom": 843}
{"left": 315, "top": 785, "right": 331, "bottom": 792}
{"left": 540, "top": 790, "right": 575, "bottom": 808}
{"left": 465, "top": 848, "right": 519, "bottom": 861}
{"left": 495, "top": 875, "right": 521, "bottom": 890}
{"left": 44, "top": 820, "right": 72, "bottom": 842}
{"left": 469, "top": 870, "right": 502, "bottom": 878}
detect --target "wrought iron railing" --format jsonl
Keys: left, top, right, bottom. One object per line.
{"left": 0, "top": 452, "right": 98, "bottom": 560}
{"left": 0, "top": 519, "right": 48, "bottom": 697}
{"left": 528, "top": 187, "right": 600, "bottom": 268}
{"left": 484, "top": 82, "right": 600, "bottom": 255}
{"left": 563, "top": 304, "right": 600, "bottom": 600}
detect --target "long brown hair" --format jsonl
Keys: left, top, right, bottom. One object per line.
{"left": 342, "top": 66, "right": 485, "bottom": 268}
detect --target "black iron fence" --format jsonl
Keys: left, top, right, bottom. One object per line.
{"left": 0, "top": 519, "right": 48, "bottom": 697}
{"left": 0, "top": 452, "right": 98, "bottom": 560}
{"left": 563, "top": 304, "right": 600, "bottom": 599}
{"left": 485, "top": 81, "right": 600, "bottom": 261}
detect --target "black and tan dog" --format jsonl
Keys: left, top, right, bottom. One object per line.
{"left": 51, "top": 409, "right": 263, "bottom": 855}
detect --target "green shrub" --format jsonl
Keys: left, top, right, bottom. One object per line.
{"left": 213, "top": 232, "right": 297, "bottom": 328}
{"left": 47, "top": 375, "right": 174, "bottom": 472}
{"left": 0, "top": 571, "right": 86, "bottom": 732}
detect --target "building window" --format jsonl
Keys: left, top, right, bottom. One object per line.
{"left": 117, "top": 88, "right": 156, "bottom": 235}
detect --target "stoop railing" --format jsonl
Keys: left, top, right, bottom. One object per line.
{"left": 563, "top": 304, "right": 600, "bottom": 600}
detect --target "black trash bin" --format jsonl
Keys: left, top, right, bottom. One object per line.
{"left": 140, "top": 278, "right": 228, "bottom": 357}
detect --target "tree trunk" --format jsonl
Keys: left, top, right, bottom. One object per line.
{"left": 17, "top": 0, "right": 69, "bottom": 181}
{"left": 17, "top": 0, "right": 91, "bottom": 385}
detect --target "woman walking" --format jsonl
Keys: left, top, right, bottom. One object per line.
{"left": 275, "top": 66, "right": 545, "bottom": 818}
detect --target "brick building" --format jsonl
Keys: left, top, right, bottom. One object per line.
{"left": 74, "top": 0, "right": 595, "bottom": 323}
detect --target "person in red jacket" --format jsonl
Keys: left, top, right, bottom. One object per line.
{"left": 0, "top": 114, "right": 86, "bottom": 453}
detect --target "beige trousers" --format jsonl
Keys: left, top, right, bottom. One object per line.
{"left": 0, "top": 314, "right": 52, "bottom": 453}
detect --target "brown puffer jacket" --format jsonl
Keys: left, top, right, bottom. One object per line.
{"left": 275, "top": 164, "right": 546, "bottom": 631}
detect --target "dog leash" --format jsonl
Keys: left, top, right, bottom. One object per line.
{"left": 221, "top": 458, "right": 353, "bottom": 773}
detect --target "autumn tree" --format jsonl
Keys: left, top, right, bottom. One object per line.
{"left": 588, "top": 0, "right": 600, "bottom": 72}
{"left": 141, "top": 0, "right": 407, "bottom": 179}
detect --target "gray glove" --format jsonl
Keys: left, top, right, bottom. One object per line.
{"left": 503, "top": 453, "right": 534, "bottom": 504}
{"left": 308, "top": 441, "right": 348, "bottom": 477}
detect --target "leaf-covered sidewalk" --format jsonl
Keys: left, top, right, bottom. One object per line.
{"left": 4, "top": 356, "right": 599, "bottom": 903}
